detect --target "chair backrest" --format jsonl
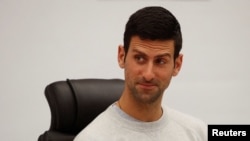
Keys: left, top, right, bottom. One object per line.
{"left": 38, "top": 78, "right": 124, "bottom": 141}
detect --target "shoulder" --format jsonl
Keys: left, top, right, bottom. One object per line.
{"left": 74, "top": 105, "right": 117, "bottom": 141}
{"left": 165, "top": 106, "right": 207, "bottom": 141}
{"left": 166, "top": 106, "right": 207, "bottom": 127}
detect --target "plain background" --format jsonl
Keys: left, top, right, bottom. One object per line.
{"left": 0, "top": 0, "right": 249, "bottom": 140}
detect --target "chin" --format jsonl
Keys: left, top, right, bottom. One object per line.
{"left": 134, "top": 90, "right": 161, "bottom": 104}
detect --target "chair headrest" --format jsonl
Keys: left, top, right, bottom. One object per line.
{"left": 45, "top": 78, "right": 124, "bottom": 134}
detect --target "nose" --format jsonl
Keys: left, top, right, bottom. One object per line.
{"left": 142, "top": 62, "right": 155, "bottom": 82}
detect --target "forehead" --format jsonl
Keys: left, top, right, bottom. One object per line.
{"left": 129, "top": 36, "right": 175, "bottom": 55}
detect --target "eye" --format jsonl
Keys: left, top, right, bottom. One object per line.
{"left": 155, "top": 58, "right": 167, "bottom": 65}
{"left": 134, "top": 55, "right": 145, "bottom": 63}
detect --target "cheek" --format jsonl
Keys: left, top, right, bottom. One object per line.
{"left": 124, "top": 62, "right": 140, "bottom": 77}
{"left": 157, "top": 67, "right": 175, "bottom": 83}
{"left": 159, "top": 72, "right": 173, "bottom": 90}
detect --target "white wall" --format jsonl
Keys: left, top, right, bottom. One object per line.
{"left": 0, "top": 0, "right": 249, "bottom": 140}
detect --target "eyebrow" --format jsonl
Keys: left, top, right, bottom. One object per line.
{"left": 132, "top": 48, "right": 171, "bottom": 59}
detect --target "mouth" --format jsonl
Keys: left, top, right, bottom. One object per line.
{"left": 137, "top": 83, "right": 157, "bottom": 90}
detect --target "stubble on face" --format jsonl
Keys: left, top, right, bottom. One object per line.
{"left": 125, "top": 70, "right": 166, "bottom": 104}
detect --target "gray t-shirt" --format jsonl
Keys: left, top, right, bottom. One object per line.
{"left": 74, "top": 104, "right": 207, "bottom": 141}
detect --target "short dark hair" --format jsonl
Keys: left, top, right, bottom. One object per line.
{"left": 123, "top": 6, "right": 182, "bottom": 60}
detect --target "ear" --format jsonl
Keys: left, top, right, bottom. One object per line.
{"left": 172, "top": 54, "right": 183, "bottom": 76}
{"left": 118, "top": 45, "right": 125, "bottom": 68}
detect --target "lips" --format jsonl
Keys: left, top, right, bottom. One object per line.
{"left": 138, "top": 83, "right": 157, "bottom": 90}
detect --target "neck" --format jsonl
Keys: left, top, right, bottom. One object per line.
{"left": 117, "top": 96, "right": 163, "bottom": 122}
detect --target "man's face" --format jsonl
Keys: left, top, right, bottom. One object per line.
{"left": 118, "top": 36, "right": 182, "bottom": 104}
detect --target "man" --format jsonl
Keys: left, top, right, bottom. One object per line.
{"left": 74, "top": 6, "right": 207, "bottom": 141}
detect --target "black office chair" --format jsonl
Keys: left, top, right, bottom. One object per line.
{"left": 38, "top": 78, "right": 124, "bottom": 141}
